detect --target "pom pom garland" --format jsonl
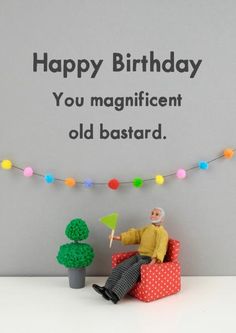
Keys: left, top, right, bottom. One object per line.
{"left": 155, "top": 175, "right": 165, "bottom": 185}
{"left": 1, "top": 159, "right": 12, "bottom": 170}
{"left": 23, "top": 167, "right": 34, "bottom": 177}
{"left": 133, "top": 177, "right": 143, "bottom": 187}
{"left": 198, "top": 161, "right": 209, "bottom": 170}
{"left": 0, "top": 147, "right": 235, "bottom": 188}
{"left": 44, "top": 173, "right": 55, "bottom": 184}
{"left": 108, "top": 178, "right": 120, "bottom": 190}
{"left": 224, "top": 148, "right": 234, "bottom": 159}
{"left": 176, "top": 168, "right": 186, "bottom": 179}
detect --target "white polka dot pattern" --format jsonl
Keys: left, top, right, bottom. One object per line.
{"left": 111, "top": 239, "right": 181, "bottom": 302}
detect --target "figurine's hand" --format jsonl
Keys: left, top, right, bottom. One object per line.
{"left": 149, "top": 258, "right": 161, "bottom": 265}
{"left": 109, "top": 235, "right": 121, "bottom": 241}
{"left": 149, "top": 258, "right": 157, "bottom": 265}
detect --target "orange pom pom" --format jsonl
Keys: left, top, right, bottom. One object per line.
{"left": 64, "top": 177, "right": 76, "bottom": 187}
{"left": 223, "top": 148, "right": 234, "bottom": 159}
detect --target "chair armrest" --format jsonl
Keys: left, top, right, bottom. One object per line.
{"left": 112, "top": 251, "right": 137, "bottom": 268}
{"left": 141, "top": 261, "right": 180, "bottom": 281}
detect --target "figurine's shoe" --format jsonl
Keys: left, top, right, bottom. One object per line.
{"left": 104, "top": 289, "right": 120, "bottom": 304}
{"left": 92, "top": 284, "right": 110, "bottom": 300}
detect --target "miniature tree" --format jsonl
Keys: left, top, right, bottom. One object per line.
{"left": 57, "top": 218, "right": 94, "bottom": 268}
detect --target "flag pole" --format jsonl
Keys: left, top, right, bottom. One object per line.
{"left": 99, "top": 212, "right": 118, "bottom": 248}
{"left": 109, "top": 229, "right": 115, "bottom": 248}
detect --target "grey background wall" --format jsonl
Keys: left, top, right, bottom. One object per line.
{"left": 0, "top": 0, "right": 235, "bottom": 276}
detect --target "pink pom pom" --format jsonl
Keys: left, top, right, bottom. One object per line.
{"left": 176, "top": 168, "right": 186, "bottom": 179}
{"left": 23, "top": 167, "right": 33, "bottom": 177}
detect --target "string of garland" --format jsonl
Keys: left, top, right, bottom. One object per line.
{"left": 0, "top": 147, "right": 235, "bottom": 190}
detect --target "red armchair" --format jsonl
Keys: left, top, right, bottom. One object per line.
{"left": 111, "top": 239, "right": 181, "bottom": 302}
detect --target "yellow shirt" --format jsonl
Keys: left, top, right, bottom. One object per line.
{"left": 120, "top": 224, "right": 168, "bottom": 262}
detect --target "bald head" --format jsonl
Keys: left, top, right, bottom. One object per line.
{"left": 150, "top": 207, "right": 165, "bottom": 224}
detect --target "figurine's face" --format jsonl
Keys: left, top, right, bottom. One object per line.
{"left": 150, "top": 208, "right": 162, "bottom": 224}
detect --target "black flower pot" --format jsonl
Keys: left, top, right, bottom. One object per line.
{"left": 68, "top": 268, "right": 86, "bottom": 289}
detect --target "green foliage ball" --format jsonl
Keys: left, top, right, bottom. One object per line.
{"left": 57, "top": 242, "right": 94, "bottom": 268}
{"left": 65, "top": 218, "right": 89, "bottom": 241}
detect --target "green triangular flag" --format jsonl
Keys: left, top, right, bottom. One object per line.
{"left": 99, "top": 213, "right": 118, "bottom": 230}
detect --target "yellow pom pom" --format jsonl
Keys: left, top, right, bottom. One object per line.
{"left": 223, "top": 148, "right": 234, "bottom": 159}
{"left": 64, "top": 177, "right": 76, "bottom": 187}
{"left": 155, "top": 175, "right": 165, "bottom": 185}
{"left": 1, "top": 159, "right": 12, "bottom": 170}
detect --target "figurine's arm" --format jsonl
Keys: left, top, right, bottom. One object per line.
{"left": 151, "top": 230, "right": 169, "bottom": 263}
{"left": 119, "top": 227, "right": 146, "bottom": 245}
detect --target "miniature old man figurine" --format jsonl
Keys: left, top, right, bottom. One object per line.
{"left": 92, "top": 207, "right": 168, "bottom": 304}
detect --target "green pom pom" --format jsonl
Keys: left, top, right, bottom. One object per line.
{"left": 133, "top": 177, "right": 143, "bottom": 188}
{"left": 65, "top": 218, "right": 89, "bottom": 241}
{"left": 57, "top": 242, "right": 94, "bottom": 268}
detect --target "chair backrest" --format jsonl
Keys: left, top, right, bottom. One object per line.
{"left": 164, "top": 239, "right": 180, "bottom": 262}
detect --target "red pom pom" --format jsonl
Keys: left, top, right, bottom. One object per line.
{"left": 108, "top": 178, "right": 120, "bottom": 190}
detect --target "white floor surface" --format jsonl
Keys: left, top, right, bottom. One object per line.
{"left": 0, "top": 276, "right": 235, "bottom": 333}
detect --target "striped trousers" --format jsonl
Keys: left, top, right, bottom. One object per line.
{"left": 105, "top": 253, "right": 151, "bottom": 299}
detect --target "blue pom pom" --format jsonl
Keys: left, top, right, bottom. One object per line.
{"left": 44, "top": 173, "right": 55, "bottom": 183}
{"left": 198, "top": 161, "right": 209, "bottom": 170}
{"left": 84, "top": 179, "right": 93, "bottom": 188}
